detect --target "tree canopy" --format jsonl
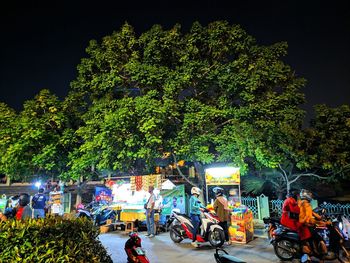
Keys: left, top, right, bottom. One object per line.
{"left": 68, "top": 21, "right": 306, "bottom": 185}
{"left": 0, "top": 21, "right": 348, "bottom": 192}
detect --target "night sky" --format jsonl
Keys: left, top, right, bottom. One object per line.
{"left": 1, "top": 0, "right": 349, "bottom": 117}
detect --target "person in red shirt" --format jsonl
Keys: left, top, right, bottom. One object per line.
{"left": 280, "top": 189, "right": 300, "bottom": 231}
{"left": 15, "top": 193, "right": 32, "bottom": 220}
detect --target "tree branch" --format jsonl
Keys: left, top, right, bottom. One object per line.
{"left": 278, "top": 164, "right": 289, "bottom": 184}
{"left": 172, "top": 153, "right": 198, "bottom": 187}
{"left": 289, "top": 173, "right": 328, "bottom": 185}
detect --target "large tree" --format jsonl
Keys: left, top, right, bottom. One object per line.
{"left": 0, "top": 90, "right": 74, "bottom": 182}
{"left": 70, "top": 21, "right": 306, "bottom": 191}
{"left": 242, "top": 104, "right": 350, "bottom": 197}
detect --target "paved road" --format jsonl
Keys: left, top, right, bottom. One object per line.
{"left": 99, "top": 231, "right": 290, "bottom": 263}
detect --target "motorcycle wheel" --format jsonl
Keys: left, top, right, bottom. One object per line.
{"left": 338, "top": 245, "right": 350, "bottom": 263}
{"left": 169, "top": 225, "right": 183, "bottom": 243}
{"left": 208, "top": 228, "right": 225, "bottom": 247}
{"left": 273, "top": 239, "right": 299, "bottom": 261}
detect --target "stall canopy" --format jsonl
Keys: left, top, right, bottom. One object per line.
{"left": 161, "top": 179, "right": 176, "bottom": 190}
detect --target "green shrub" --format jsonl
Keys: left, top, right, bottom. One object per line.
{"left": 0, "top": 217, "right": 113, "bottom": 263}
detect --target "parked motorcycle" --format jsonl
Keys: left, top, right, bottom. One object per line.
{"left": 263, "top": 212, "right": 350, "bottom": 262}
{"left": 76, "top": 201, "right": 116, "bottom": 226}
{"left": 214, "top": 248, "right": 246, "bottom": 263}
{"left": 167, "top": 208, "right": 225, "bottom": 247}
{"left": 125, "top": 232, "right": 150, "bottom": 263}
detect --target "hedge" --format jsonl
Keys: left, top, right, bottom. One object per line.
{"left": 0, "top": 217, "right": 113, "bottom": 263}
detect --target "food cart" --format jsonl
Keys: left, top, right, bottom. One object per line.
{"left": 205, "top": 167, "right": 254, "bottom": 244}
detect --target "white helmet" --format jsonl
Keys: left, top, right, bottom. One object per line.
{"left": 191, "top": 187, "right": 201, "bottom": 195}
{"left": 300, "top": 189, "right": 313, "bottom": 202}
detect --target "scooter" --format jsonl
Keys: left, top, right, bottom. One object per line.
{"left": 168, "top": 208, "right": 225, "bottom": 247}
{"left": 125, "top": 232, "right": 150, "bottom": 263}
{"left": 76, "top": 202, "right": 116, "bottom": 226}
{"left": 93, "top": 205, "right": 117, "bottom": 226}
{"left": 214, "top": 248, "right": 247, "bottom": 263}
{"left": 264, "top": 212, "right": 350, "bottom": 262}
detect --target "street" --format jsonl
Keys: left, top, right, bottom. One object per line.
{"left": 99, "top": 231, "right": 288, "bottom": 263}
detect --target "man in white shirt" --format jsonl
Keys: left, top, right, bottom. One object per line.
{"left": 145, "top": 186, "right": 155, "bottom": 237}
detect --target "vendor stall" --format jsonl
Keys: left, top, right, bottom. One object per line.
{"left": 108, "top": 175, "right": 163, "bottom": 232}
{"left": 205, "top": 166, "right": 254, "bottom": 244}
{"left": 49, "top": 190, "right": 64, "bottom": 216}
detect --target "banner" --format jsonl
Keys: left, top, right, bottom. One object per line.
{"left": 160, "top": 185, "right": 186, "bottom": 215}
{"left": 205, "top": 167, "right": 240, "bottom": 185}
{"left": 95, "top": 187, "right": 113, "bottom": 203}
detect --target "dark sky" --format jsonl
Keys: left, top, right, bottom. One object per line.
{"left": 1, "top": 0, "right": 349, "bottom": 116}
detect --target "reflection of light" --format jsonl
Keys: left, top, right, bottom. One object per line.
{"left": 205, "top": 167, "right": 239, "bottom": 178}
{"left": 35, "top": 181, "right": 41, "bottom": 189}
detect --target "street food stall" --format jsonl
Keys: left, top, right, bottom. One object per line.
{"left": 107, "top": 175, "right": 163, "bottom": 231}
{"left": 205, "top": 167, "right": 254, "bottom": 244}
{"left": 49, "top": 190, "right": 64, "bottom": 216}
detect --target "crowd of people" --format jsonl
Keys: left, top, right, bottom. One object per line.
{"left": 0, "top": 187, "right": 49, "bottom": 221}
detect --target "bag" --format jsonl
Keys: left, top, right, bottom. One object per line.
{"left": 144, "top": 203, "right": 148, "bottom": 210}
{"left": 288, "top": 211, "right": 299, "bottom": 220}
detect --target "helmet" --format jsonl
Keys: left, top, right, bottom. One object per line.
{"left": 191, "top": 187, "right": 201, "bottom": 196}
{"left": 213, "top": 187, "right": 224, "bottom": 197}
{"left": 18, "top": 193, "right": 30, "bottom": 207}
{"left": 128, "top": 232, "right": 141, "bottom": 246}
{"left": 300, "top": 189, "right": 313, "bottom": 201}
{"left": 129, "top": 232, "right": 139, "bottom": 240}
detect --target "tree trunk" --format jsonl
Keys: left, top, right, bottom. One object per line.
{"left": 75, "top": 176, "right": 84, "bottom": 208}
{"left": 6, "top": 176, "right": 11, "bottom": 186}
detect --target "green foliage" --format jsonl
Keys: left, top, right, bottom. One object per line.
{"left": 70, "top": 21, "right": 306, "bottom": 177}
{"left": 0, "top": 90, "right": 81, "bottom": 182}
{"left": 302, "top": 104, "right": 350, "bottom": 177}
{"left": 0, "top": 217, "right": 112, "bottom": 263}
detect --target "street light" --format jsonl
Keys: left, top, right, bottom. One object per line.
{"left": 35, "top": 181, "right": 41, "bottom": 189}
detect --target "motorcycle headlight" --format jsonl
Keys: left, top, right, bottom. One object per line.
{"left": 339, "top": 222, "right": 343, "bottom": 231}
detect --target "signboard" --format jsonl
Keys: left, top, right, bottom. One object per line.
{"left": 160, "top": 185, "right": 186, "bottom": 215}
{"left": 95, "top": 187, "right": 113, "bottom": 203}
{"left": 205, "top": 167, "right": 240, "bottom": 185}
{"left": 0, "top": 195, "right": 7, "bottom": 213}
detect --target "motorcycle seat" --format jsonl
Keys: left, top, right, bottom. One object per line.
{"left": 219, "top": 254, "right": 246, "bottom": 263}
{"left": 282, "top": 227, "right": 297, "bottom": 233}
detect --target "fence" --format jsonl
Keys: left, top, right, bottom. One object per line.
{"left": 241, "top": 195, "right": 350, "bottom": 220}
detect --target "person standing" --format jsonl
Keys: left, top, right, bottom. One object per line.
{"left": 16, "top": 193, "right": 32, "bottom": 220}
{"left": 145, "top": 186, "right": 155, "bottom": 238}
{"left": 213, "top": 187, "right": 230, "bottom": 244}
{"left": 189, "top": 187, "right": 206, "bottom": 248}
{"left": 32, "top": 188, "right": 47, "bottom": 218}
